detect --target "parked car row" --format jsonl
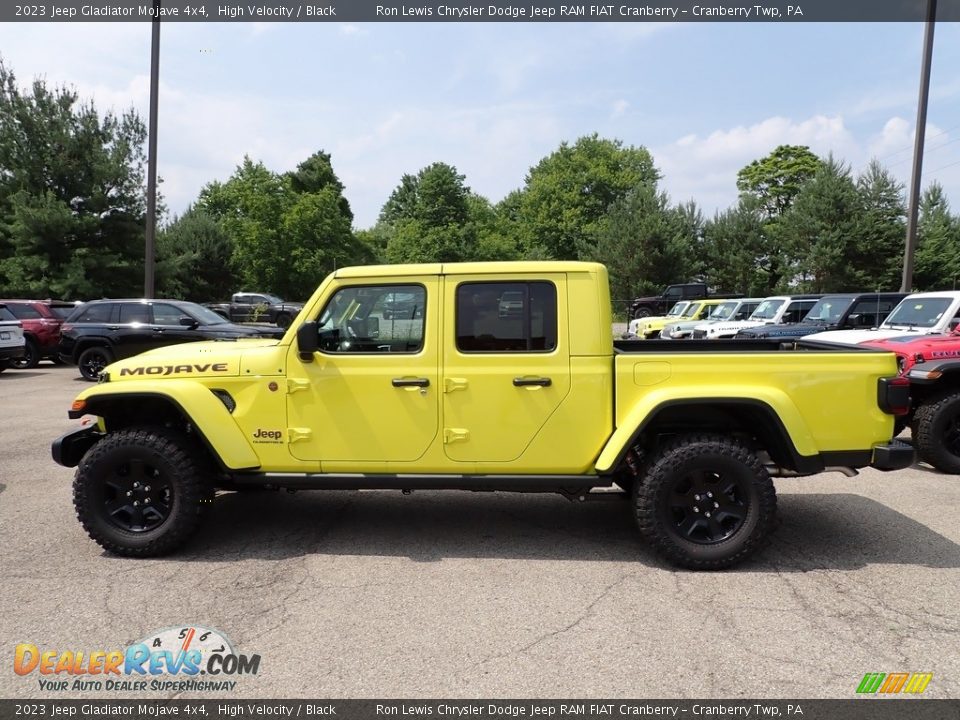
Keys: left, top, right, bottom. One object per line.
{"left": 0, "top": 295, "right": 292, "bottom": 381}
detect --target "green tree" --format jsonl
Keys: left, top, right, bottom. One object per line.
{"left": 592, "top": 184, "right": 699, "bottom": 307}
{"left": 286, "top": 150, "right": 353, "bottom": 222}
{"left": 156, "top": 207, "right": 237, "bottom": 301}
{"left": 0, "top": 59, "right": 151, "bottom": 299}
{"left": 701, "top": 197, "right": 766, "bottom": 295}
{"left": 379, "top": 162, "right": 488, "bottom": 263}
{"left": 775, "top": 156, "right": 861, "bottom": 292}
{"left": 199, "top": 152, "right": 363, "bottom": 299}
{"left": 509, "top": 134, "right": 660, "bottom": 260}
{"left": 736, "top": 145, "right": 823, "bottom": 292}
{"left": 736, "top": 144, "right": 823, "bottom": 220}
{"left": 914, "top": 183, "right": 960, "bottom": 291}
{"left": 852, "top": 160, "right": 906, "bottom": 291}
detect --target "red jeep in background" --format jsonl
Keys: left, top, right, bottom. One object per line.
{"left": 0, "top": 300, "right": 77, "bottom": 369}
{"left": 861, "top": 331, "right": 960, "bottom": 474}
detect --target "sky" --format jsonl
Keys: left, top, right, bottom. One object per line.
{"left": 1, "top": 19, "right": 959, "bottom": 229}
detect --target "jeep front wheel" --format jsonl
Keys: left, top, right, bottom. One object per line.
{"left": 914, "top": 391, "right": 960, "bottom": 474}
{"left": 634, "top": 434, "right": 777, "bottom": 570}
{"left": 73, "top": 427, "right": 210, "bottom": 556}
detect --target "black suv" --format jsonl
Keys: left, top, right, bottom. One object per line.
{"left": 735, "top": 292, "right": 908, "bottom": 340}
{"left": 59, "top": 299, "right": 282, "bottom": 381}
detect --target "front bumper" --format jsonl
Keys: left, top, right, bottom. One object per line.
{"left": 871, "top": 440, "right": 915, "bottom": 471}
{"left": 51, "top": 426, "right": 103, "bottom": 468}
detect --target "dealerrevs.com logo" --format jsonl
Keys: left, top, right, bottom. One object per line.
{"left": 14, "top": 625, "right": 260, "bottom": 693}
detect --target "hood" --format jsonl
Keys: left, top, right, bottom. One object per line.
{"left": 698, "top": 320, "right": 764, "bottom": 336}
{"left": 860, "top": 333, "right": 960, "bottom": 355}
{"left": 199, "top": 322, "right": 282, "bottom": 338}
{"left": 739, "top": 321, "right": 827, "bottom": 338}
{"left": 802, "top": 328, "right": 938, "bottom": 346}
{"left": 102, "top": 338, "right": 279, "bottom": 381}
{"left": 628, "top": 314, "right": 674, "bottom": 333}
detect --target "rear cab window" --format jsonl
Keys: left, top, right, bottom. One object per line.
{"left": 455, "top": 281, "right": 557, "bottom": 353}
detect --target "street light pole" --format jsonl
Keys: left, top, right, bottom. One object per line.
{"left": 900, "top": 0, "right": 937, "bottom": 292}
{"left": 144, "top": 0, "right": 161, "bottom": 298}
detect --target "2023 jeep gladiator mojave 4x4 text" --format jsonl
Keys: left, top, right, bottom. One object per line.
{"left": 53, "top": 262, "right": 913, "bottom": 570}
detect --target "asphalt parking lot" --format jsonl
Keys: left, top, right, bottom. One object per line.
{"left": 1, "top": 364, "right": 959, "bottom": 700}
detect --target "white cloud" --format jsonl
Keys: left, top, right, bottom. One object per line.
{"left": 611, "top": 99, "right": 629, "bottom": 119}
{"left": 654, "top": 115, "right": 857, "bottom": 211}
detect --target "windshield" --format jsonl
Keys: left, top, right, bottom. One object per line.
{"left": 750, "top": 299, "right": 786, "bottom": 320}
{"left": 263, "top": 294, "right": 284, "bottom": 305}
{"left": 804, "top": 297, "right": 853, "bottom": 323}
{"left": 883, "top": 297, "right": 953, "bottom": 328}
{"left": 666, "top": 302, "right": 689, "bottom": 317}
{"left": 681, "top": 303, "right": 702, "bottom": 318}
{"left": 708, "top": 301, "right": 738, "bottom": 320}
{"left": 180, "top": 302, "right": 230, "bottom": 325}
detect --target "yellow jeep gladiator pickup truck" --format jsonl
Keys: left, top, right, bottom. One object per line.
{"left": 52, "top": 262, "right": 913, "bottom": 569}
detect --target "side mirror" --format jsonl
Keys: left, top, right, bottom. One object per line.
{"left": 297, "top": 321, "right": 319, "bottom": 361}
{"left": 179, "top": 316, "right": 199, "bottom": 328}
{"left": 950, "top": 318, "right": 960, "bottom": 333}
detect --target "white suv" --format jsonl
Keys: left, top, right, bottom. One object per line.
{"left": 0, "top": 304, "right": 25, "bottom": 371}
{"left": 691, "top": 295, "right": 820, "bottom": 339}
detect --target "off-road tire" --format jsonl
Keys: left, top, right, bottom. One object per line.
{"left": 634, "top": 433, "right": 777, "bottom": 570}
{"left": 632, "top": 307, "right": 653, "bottom": 320}
{"left": 11, "top": 338, "right": 39, "bottom": 369}
{"left": 73, "top": 427, "right": 211, "bottom": 556}
{"left": 275, "top": 312, "right": 293, "bottom": 329}
{"left": 78, "top": 346, "right": 113, "bottom": 381}
{"left": 913, "top": 390, "right": 960, "bottom": 474}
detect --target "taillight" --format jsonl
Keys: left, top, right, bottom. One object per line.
{"left": 877, "top": 376, "right": 911, "bottom": 416}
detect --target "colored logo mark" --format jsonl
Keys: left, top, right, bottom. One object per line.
{"left": 857, "top": 672, "right": 933, "bottom": 694}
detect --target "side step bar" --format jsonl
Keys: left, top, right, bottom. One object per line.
{"left": 228, "top": 473, "right": 615, "bottom": 493}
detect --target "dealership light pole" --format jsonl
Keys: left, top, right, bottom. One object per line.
{"left": 900, "top": 0, "right": 937, "bottom": 293}
{"left": 144, "top": 0, "right": 161, "bottom": 298}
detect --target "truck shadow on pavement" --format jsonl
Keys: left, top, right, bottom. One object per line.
{"left": 175, "top": 489, "right": 960, "bottom": 572}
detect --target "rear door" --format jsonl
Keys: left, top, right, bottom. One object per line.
{"left": 441, "top": 275, "right": 570, "bottom": 462}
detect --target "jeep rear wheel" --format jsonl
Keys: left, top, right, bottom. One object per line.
{"left": 73, "top": 427, "right": 210, "bottom": 556}
{"left": 634, "top": 434, "right": 777, "bottom": 570}
{"left": 914, "top": 391, "right": 960, "bottom": 474}
{"left": 78, "top": 346, "right": 112, "bottom": 381}
{"left": 633, "top": 307, "right": 653, "bottom": 320}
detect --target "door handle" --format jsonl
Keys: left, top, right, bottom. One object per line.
{"left": 392, "top": 378, "right": 430, "bottom": 388}
{"left": 513, "top": 377, "right": 552, "bottom": 387}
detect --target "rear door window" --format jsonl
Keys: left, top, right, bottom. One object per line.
{"left": 74, "top": 304, "right": 115, "bottom": 323}
{"left": 456, "top": 282, "right": 557, "bottom": 353}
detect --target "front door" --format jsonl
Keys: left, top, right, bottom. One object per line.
{"left": 441, "top": 275, "right": 570, "bottom": 462}
{"left": 286, "top": 279, "right": 439, "bottom": 466}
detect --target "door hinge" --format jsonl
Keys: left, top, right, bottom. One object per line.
{"left": 444, "top": 377, "right": 469, "bottom": 393}
{"left": 287, "top": 428, "right": 312, "bottom": 444}
{"left": 443, "top": 428, "right": 469, "bottom": 444}
{"left": 287, "top": 378, "right": 311, "bottom": 394}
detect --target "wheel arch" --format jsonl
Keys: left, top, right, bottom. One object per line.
{"left": 74, "top": 385, "right": 261, "bottom": 471}
{"left": 596, "top": 397, "right": 818, "bottom": 475}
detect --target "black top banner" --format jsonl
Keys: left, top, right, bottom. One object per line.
{"left": 2, "top": 0, "right": 960, "bottom": 23}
